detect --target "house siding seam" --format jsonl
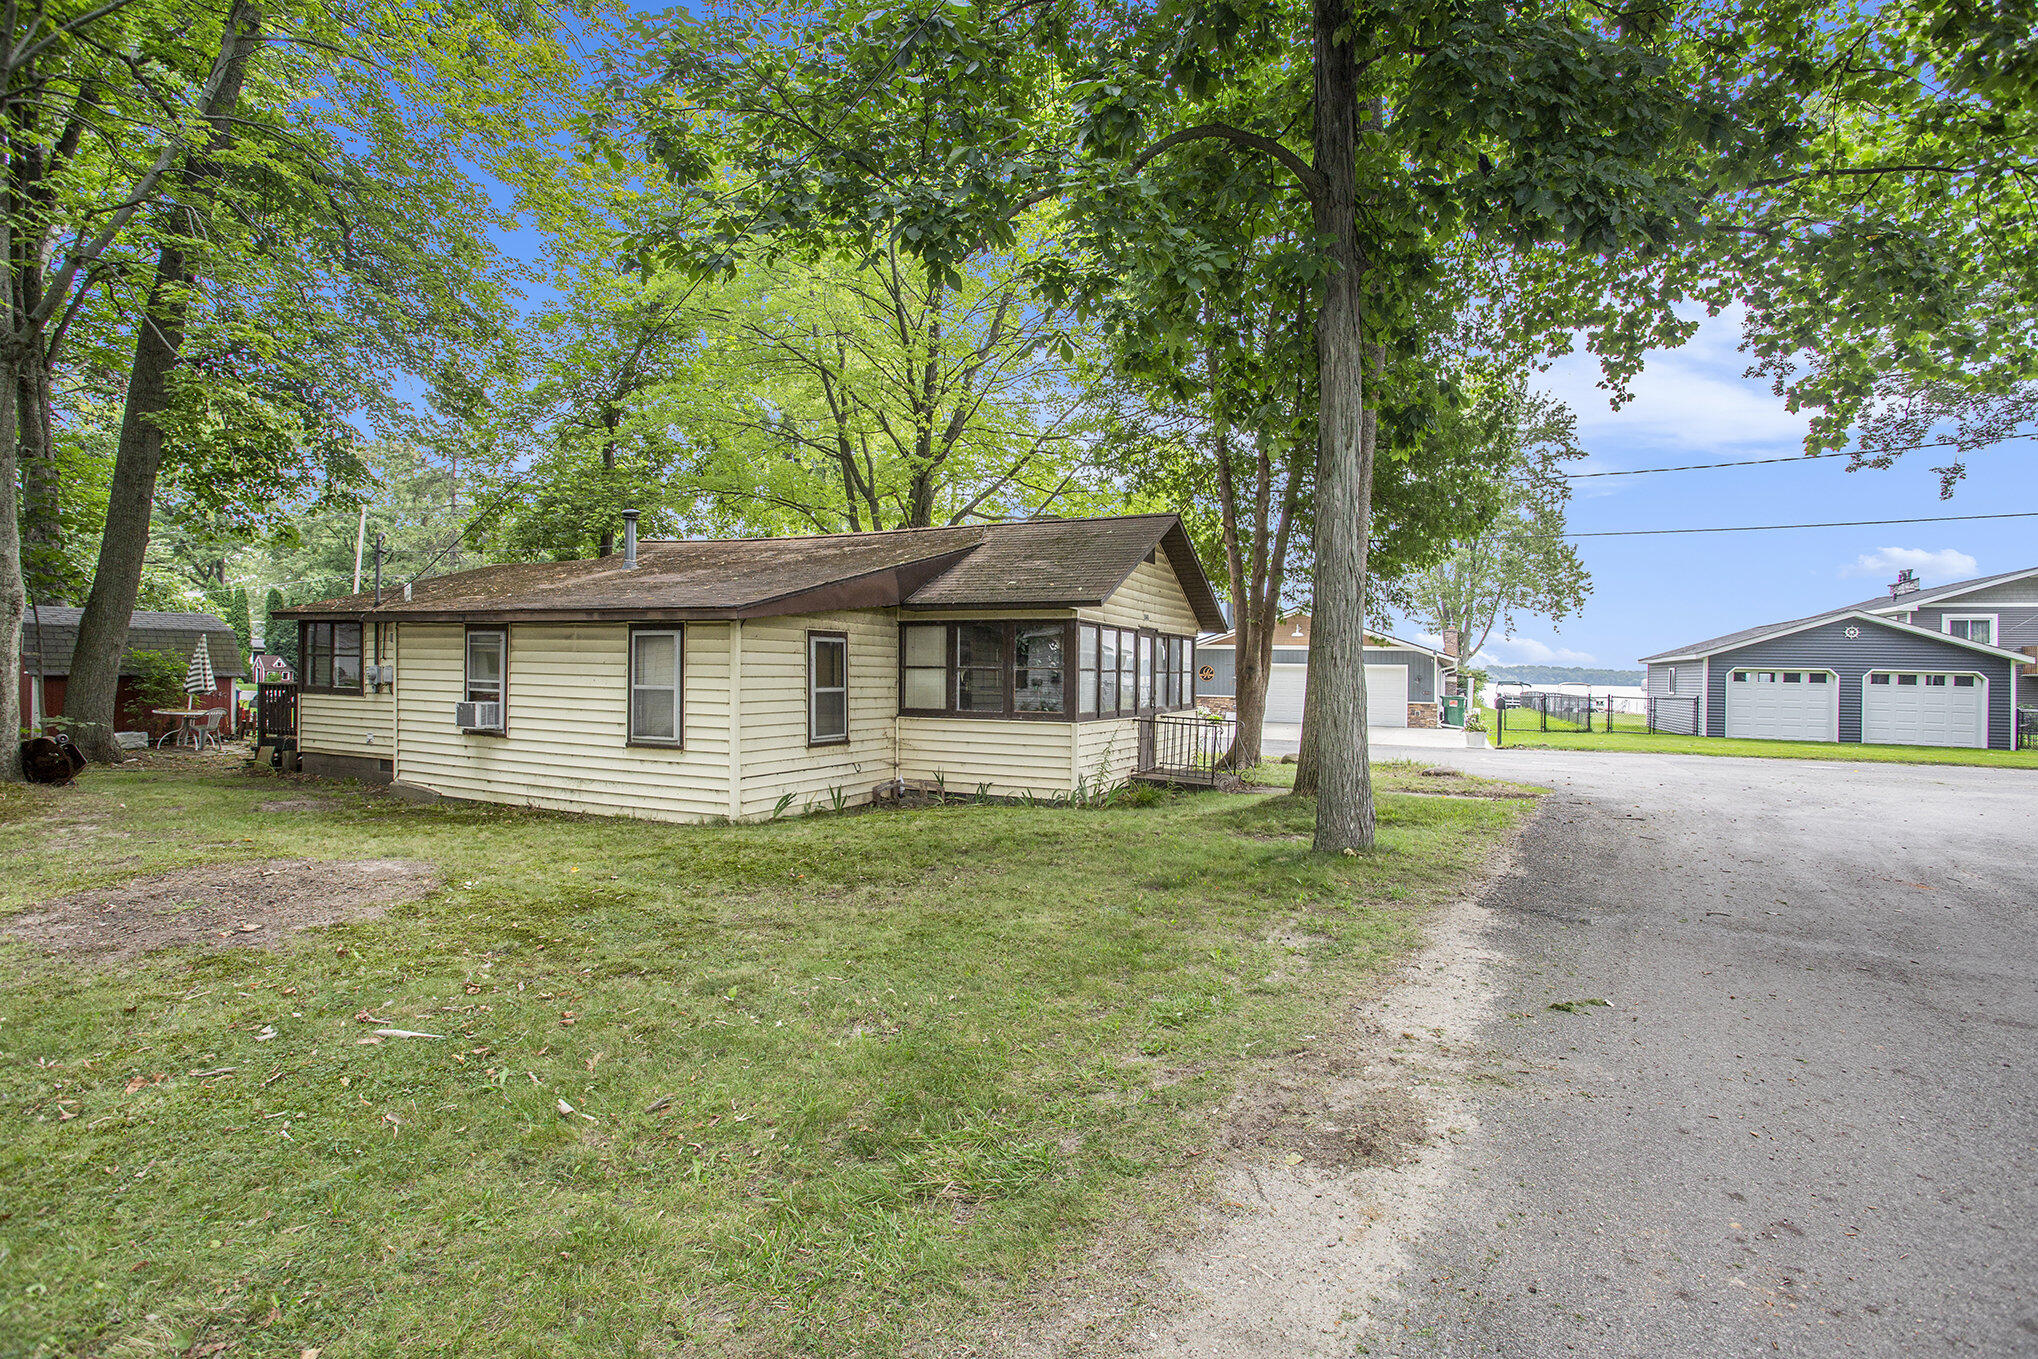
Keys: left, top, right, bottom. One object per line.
{"left": 733, "top": 611, "right": 898, "bottom": 817}
{"left": 1702, "top": 617, "right": 2016, "bottom": 748}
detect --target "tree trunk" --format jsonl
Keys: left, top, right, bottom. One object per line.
{"left": 17, "top": 347, "right": 61, "bottom": 592}
{"left": 65, "top": 3, "right": 261, "bottom": 762}
{"left": 1305, "top": 10, "right": 1376, "bottom": 851}
{"left": 0, "top": 342, "right": 25, "bottom": 780}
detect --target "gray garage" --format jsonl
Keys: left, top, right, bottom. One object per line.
{"left": 1643, "top": 610, "right": 2024, "bottom": 750}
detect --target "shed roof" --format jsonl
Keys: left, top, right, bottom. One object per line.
{"left": 277, "top": 514, "right": 1229, "bottom": 632}
{"left": 18, "top": 607, "right": 246, "bottom": 679}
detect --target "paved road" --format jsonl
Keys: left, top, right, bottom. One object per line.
{"left": 1370, "top": 749, "right": 2038, "bottom": 1357}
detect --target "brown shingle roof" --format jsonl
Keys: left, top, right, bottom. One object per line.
{"left": 277, "top": 515, "right": 1228, "bottom": 631}
{"left": 18, "top": 607, "right": 245, "bottom": 679}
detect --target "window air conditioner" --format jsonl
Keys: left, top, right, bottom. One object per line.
{"left": 454, "top": 700, "right": 502, "bottom": 731}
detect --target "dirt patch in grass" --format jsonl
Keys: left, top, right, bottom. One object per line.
{"left": 4, "top": 858, "right": 438, "bottom": 964}
{"left": 256, "top": 798, "right": 332, "bottom": 813}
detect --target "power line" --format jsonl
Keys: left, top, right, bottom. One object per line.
{"left": 1563, "top": 431, "right": 2037, "bottom": 478}
{"left": 1567, "top": 510, "right": 2038, "bottom": 538}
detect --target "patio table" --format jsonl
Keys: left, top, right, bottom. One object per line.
{"left": 153, "top": 708, "right": 213, "bottom": 749}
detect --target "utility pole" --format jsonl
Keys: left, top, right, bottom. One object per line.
{"left": 373, "top": 532, "right": 385, "bottom": 606}
{"left": 352, "top": 504, "right": 367, "bottom": 593}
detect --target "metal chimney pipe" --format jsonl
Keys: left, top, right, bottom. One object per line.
{"left": 621, "top": 509, "right": 640, "bottom": 569}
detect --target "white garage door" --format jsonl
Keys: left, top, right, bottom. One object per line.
{"left": 1366, "top": 664, "right": 1409, "bottom": 727}
{"left": 1266, "top": 664, "right": 1309, "bottom": 723}
{"left": 1862, "top": 671, "right": 1987, "bottom": 748}
{"left": 1725, "top": 669, "right": 1837, "bottom": 742}
{"left": 1263, "top": 662, "right": 1409, "bottom": 726}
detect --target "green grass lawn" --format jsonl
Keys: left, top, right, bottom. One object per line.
{"left": 1480, "top": 707, "right": 2038, "bottom": 768}
{"left": 0, "top": 762, "right": 1534, "bottom": 1358}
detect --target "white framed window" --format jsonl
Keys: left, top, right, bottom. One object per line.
{"left": 629, "top": 627, "right": 681, "bottom": 746}
{"left": 901, "top": 624, "right": 946, "bottom": 711}
{"left": 463, "top": 628, "right": 506, "bottom": 731}
{"left": 809, "top": 632, "right": 848, "bottom": 744}
{"left": 1945, "top": 615, "right": 1997, "bottom": 646}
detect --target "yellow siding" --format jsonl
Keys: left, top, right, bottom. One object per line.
{"left": 733, "top": 611, "right": 899, "bottom": 818}
{"left": 298, "top": 689, "right": 394, "bottom": 758}
{"left": 897, "top": 718, "right": 1076, "bottom": 797}
{"left": 382, "top": 612, "right": 1151, "bottom": 824}
{"left": 392, "top": 622, "right": 733, "bottom": 824}
{"left": 1075, "top": 718, "right": 1143, "bottom": 792}
{"left": 1083, "top": 549, "right": 1202, "bottom": 634}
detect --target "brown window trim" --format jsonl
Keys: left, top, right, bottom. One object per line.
{"left": 1073, "top": 622, "right": 1196, "bottom": 722}
{"left": 898, "top": 619, "right": 1073, "bottom": 721}
{"left": 896, "top": 620, "right": 1201, "bottom": 723}
{"left": 807, "top": 629, "right": 850, "bottom": 747}
{"left": 626, "top": 623, "right": 684, "bottom": 749}
{"left": 462, "top": 624, "right": 508, "bottom": 736}
{"left": 296, "top": 619, "right": 365, "bottom": 695}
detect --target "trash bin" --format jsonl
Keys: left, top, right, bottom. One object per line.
{"left": 1441, "top": 694, "right": 1467, "bottom": 727}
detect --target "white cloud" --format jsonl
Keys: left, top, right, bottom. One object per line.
{"left": 1474, "top": 635, "right": 1598, "bottom": 666}
{"left": 1837, "top": 547, "right": 1978, "bottom": 584}
{"left": 1536, "top": 306, "right": 1813, "bottom": 456}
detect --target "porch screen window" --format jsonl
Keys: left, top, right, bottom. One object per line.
{"left": 809, "top": 633, "right": 848, "bottom": 743}
{"left": 301, "top": 621, "right": 362, "bottom": 692}
{"left": 956, "top": 624, "right": 1005, "bottom": 711}
{"left": 902, "top": 625, "right": 947, "bottom": 710}
{"left": 1138, "top": 634, "right": 1156, "bottom": 710}
{"left": 1098, "top": 627, "right": 1120, "bottom": 716}
{"left": 629, "top": 629, "right": 681, "bottom": 745}
{"left": 1117, "top": 628, "right": 1136, "bottom": 714}
{"left": 1014, "top": 624, "right": 1066, "bottom": 713}
{"left": 465, "top": 630, "right": 505, "bottom": 706}
{"left": 1078, "top": 625, "right": 1099, "bottom": 715}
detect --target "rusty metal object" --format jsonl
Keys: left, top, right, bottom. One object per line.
{"left": 20, "top": 733, "right": 87, "bottom": 785}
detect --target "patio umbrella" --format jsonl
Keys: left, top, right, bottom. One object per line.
{"left": 183, "top": 637, "right": 217, "bottom": 698}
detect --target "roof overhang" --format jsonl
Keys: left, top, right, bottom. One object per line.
{"left": 1645, "top": 609, "right": 2033, "bottom": 665}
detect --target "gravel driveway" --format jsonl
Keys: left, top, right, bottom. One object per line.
{"left": 1369, "top": 749, "right": 2038, "bottom": 1356}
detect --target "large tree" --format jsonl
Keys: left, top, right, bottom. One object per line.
{"left": 1382, "top": 379, "right": 1589, "bottom": 664}
{"left": 35, "top": 0, "right": 580, "bottom": 763}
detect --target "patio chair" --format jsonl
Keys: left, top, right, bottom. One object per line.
{"left": 190, "top": 708, "right": 227, "bottom": 750}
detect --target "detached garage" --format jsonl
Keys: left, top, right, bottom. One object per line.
{"left": 1643, "top": 609, "right": 2024, "bottom": 751}
{"left": 1194, "top": 611, "right": 1457, "bottom": 728}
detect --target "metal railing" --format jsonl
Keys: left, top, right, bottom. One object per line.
{"left": 1136, "top": 714, "right": 1236, "bottom": 785}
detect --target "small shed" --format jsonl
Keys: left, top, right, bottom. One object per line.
{"left": 18, "top": 607, "right": 244, "bottom": 735}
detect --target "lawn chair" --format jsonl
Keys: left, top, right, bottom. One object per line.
{"left": 190, "top": 707, "right": 227, "bottom": 750}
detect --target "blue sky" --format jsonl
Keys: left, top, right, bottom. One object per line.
{"left": 1427, "top": 311, "right": 2037, "bottom": 673}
